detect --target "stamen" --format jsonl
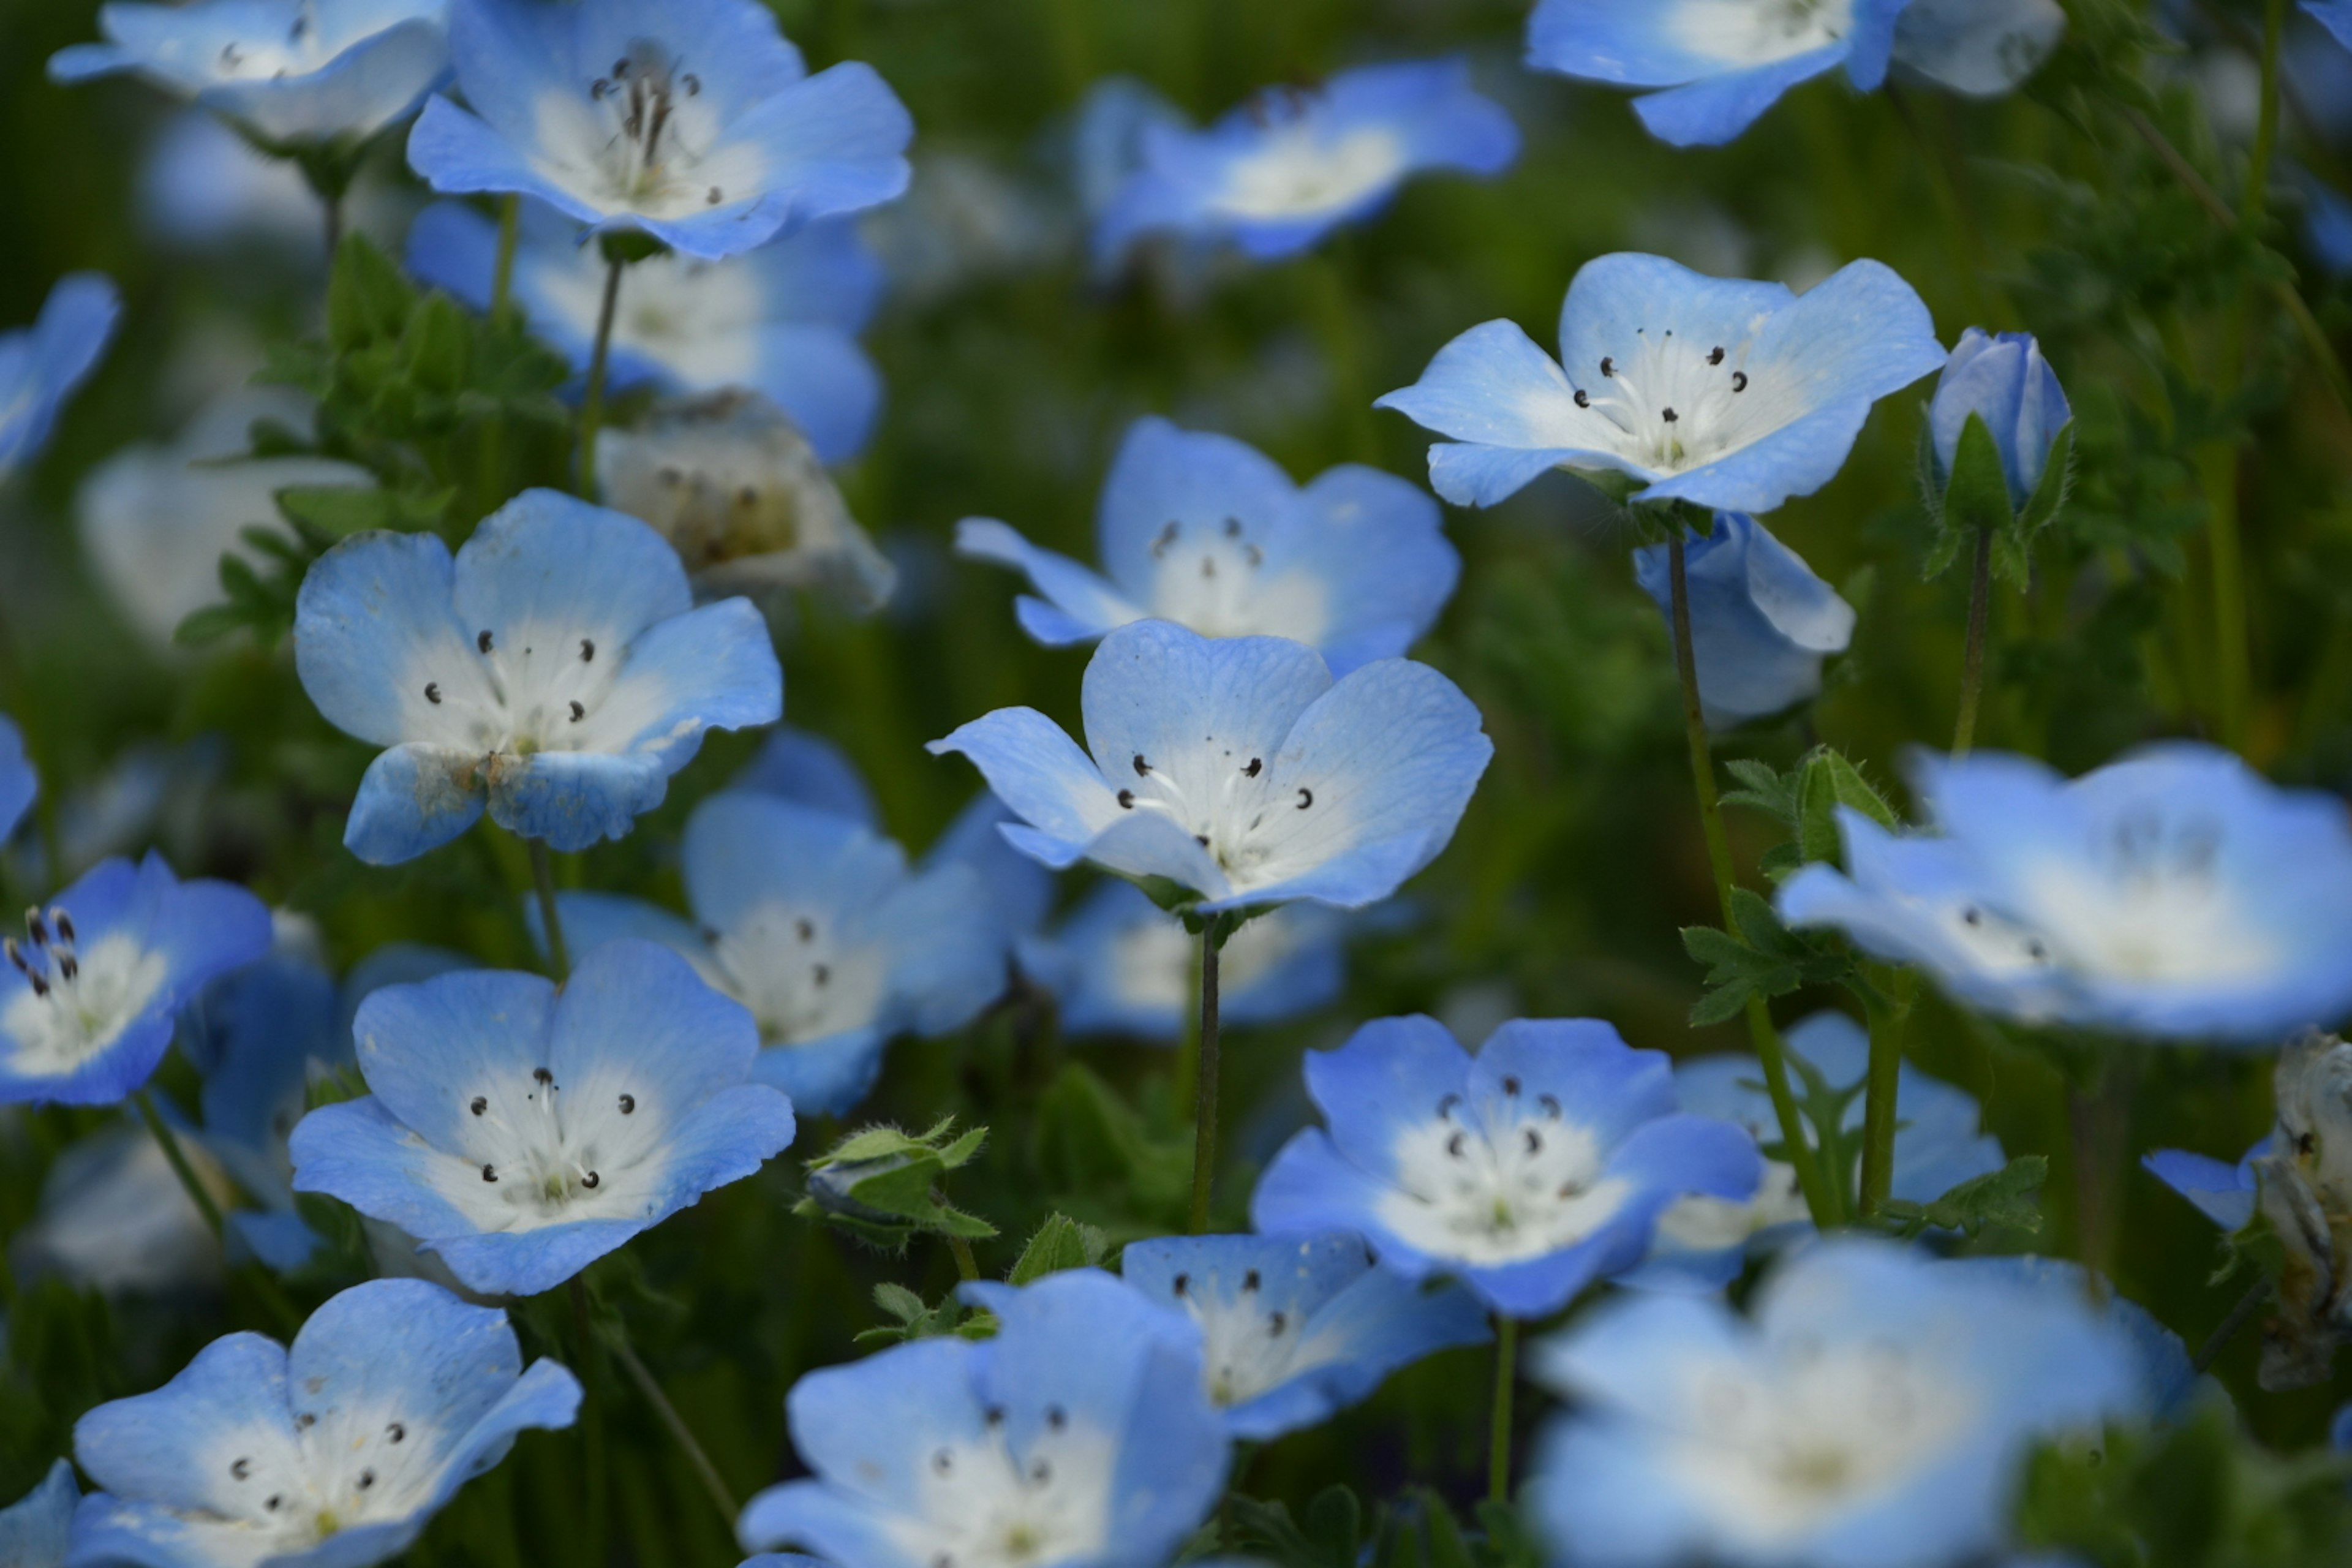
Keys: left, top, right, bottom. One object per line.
{"left": 1244, "top": 758, "right": 1262, "bottom": 777}
{"left": 1242, "top": 1270, "right": 1261, "bottom": 1292}
{"left": 582, "top": 1171, "right": 601, "bottom": 1189}
{"left": 52, "top": 910, "right": 74, "bottom": 945}
{"left": 357, "top": 1470, "right": 375, "bottom": 1490}
{"left": 1732, "top": 372, "right": 1748, "bottom": 393}
{"left": 483, "top": 1164, "right": 499, "bottom": 1182}
{"left": 795, "top": 918, "right": 815, "bottom": 941}
{"left": 1151, "top": 522, "right": 1178, "bottom": 558}
{"left": 1172, "top": 1272, "right": 1189, "bottom": 1295}
{"left": 25, "top": 909, "right": 46, "bottom": 945}
{"left": 619, "top": 1093, "right": 636, "bottom": 1114}
{"left": 1538, "top": 1093, "right": 1561, "bottom": 1118}
{"left": 1223, "top": 518, "right": 1243, "bottom": 538}
{"left": 388, "top": 1423, "right": 405, "bottom": 1442}
{"left": 1133, "top": 755, "right": 1151, "bottom": 775}
{"left": 1295, "top": 788, "right": 1313, "bottom": 809}
{"left": 1708, "top": 346, "right": 1725, "bottom": 365}
{"left": 1447, "top": 1131, "right": 1467, "bottom": 1157}
{"left": 470, "top": 1096, "right": 487, "bottom": 1115}
{"left": 1117, "top": 790, "right": 1136, "bottom": 808}
{"left": 581, "top": 639, "right": 595, "bottom": 662}
{"left": 813, "top": 964, "right": 831, "bottom": 987}
{"left": 569, "top": 701, "right": 586, "bottom": 722}
{"left": 232, "top": 1458, "right": 251, "bottom": 1480}
{"left": 425, "top": 682, "right": 442, "bottom": 704}
{"left": 1437, "top": 1093, "right": 1460, "bottom": 1118}
{"left": 1502, "top": 1076, "right": 1521, "bottom": 1095}
{"left": 1574, "top": 390, "right": 1590, "bottom": 408}
{"left": 706, "top": 187, "right": 723, "bottom": 205}
{"left": 1268, "top": 1311, "right": 1287, "bottom": 1335}
{"left": 1046, "top": 1403, "right": 1068, "bottom": 1428}
{"left": 1662, "top": 408, "right": 1679, "bottom": 423}
{"left": 1524, "top": 1128, "right": 1543, "bottom": 1155}
{"left": 533, "top": 1068, "right": 554, "bottom": 1085}
{"left": 478, "top": 630, "right": 494, "bottom": 654}
{"left": 1599, "top": 356, "right": 1614, "bottom": 377}
{"left": 933, "top": 1449, "right": 953, "bottom": 1473}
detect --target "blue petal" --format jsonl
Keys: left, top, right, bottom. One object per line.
{"left": 74, "top": 1331, "right": 297, "bottom": 1518}
{"left": 1469, "top": 1019, "right": 1678, "bottom": 1151}
{"left": 0, "top": 273, "right": 120, "bottom": 477}
{"left": 1374, "top": 318, "right": 1605, "bottom": 508}
{"left": 684, "top": 791, "right": 908, "bottom": 937}
{"left": 750, "top": 1025, "right": 886, "bottom": 1117}
{"left": 450, "top": 489, "right": 693, "bottom": 653}
{"left": 1629, "top": 513, "right": 1854, "bottom": 729}
{"left": 2142, "top": 1147, "right": 2260, "bottom": 1232}
{"left": 1631, "top": 48, "right": 1847, "bottom": 146}
{"left": 294, "top": 526, "right": 473, "bottom": 748}
{"left": 2315, "top": 0, "right": 2352, "bottom": 51}
{"left": 1096, "top": 417, "right": 1305, "bottom": 600}
{"left": 200, "top": 15, "right": 450, "bottom": 145}
{"left": 1290, "top": 464, "right": 1460, "bottom": 673}
{"left": 921, "top": 791, "right": 1058, "bottom": 937}
{"left": 1299, "top": 1014, "right": 1472, "bottom": 1183}
{"left": 347, "top": 965, "right": 557, "bottom": 1150}
{"left": 0, "top": 1459, "right": 75, "bottom": 1565}
{"left": 730, "top": 727, "right": 881, "bottom": 825}
{"left": 544, "top": 891, "right": 705, "bottom": 967}
{"left": 344, "top": 744, "right": 489, "bottom": 865}
{"left": 927, "top": 709, "right": 1123, "bottom": 870}
{"left": 955, "top": 518, "right": 1141, "bottom": 646}
{"left": 0, "top": 712, "right": 36, "bottom": 843}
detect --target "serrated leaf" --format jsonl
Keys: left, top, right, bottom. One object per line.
{"left": 1798, "top": 746, "right": 1899, "bottom": 867}
{"left": 1880, "top": 1155, "right": 2048, "bottom": 1238}
{"left": 401, "top": 292, "right": 472, "bottom": 396}
{"left": 326, "top": 235, "right": 417, "bottom": 352}
{"left": 1007, "top": 1212, "right": 1106, "bottom": 1285}
{"left": 871, "top": 1281, "right": 926, "bottom": 1324}
{"left": 1924, "top": 413, "right": 2016, "bottom": 581}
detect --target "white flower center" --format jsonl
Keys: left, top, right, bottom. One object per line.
{"left": 204, "top": 1395, "right": 447, "bottom": 1549}
{"left": 1566, "top": 329, "right": 1768, "bottom": 476}
{"left": 701, "top": 905, "right": 889, "bottom": 1047}
{"left": 1672, "top": 0, "right": 1856, "bottom": 69}
{"left": 403, "top": 616, "right": 682, "bottom": 764}
{"left": 1374, "top": 1085, "right": 1634, "bottom": 1265}
{"left": 883, "top": 1409, "right": 1114, "bottom": 1568}
{"left": 412, "top": 1059, "right": 677, "bottom": 1233}
{"left": 2011, "top": 810, "right": 2281, "bottom": 986}
{"left": 1165, "top": 1268, "right": 1323, "bottom": 1408}
{"left": 1108, "top": 741, "right": 1339, "bottom": 895}
{"left": 3, "top": 907, "right": 168, "bottom": 1079}
{"left": 1654, "top": 1158, "right": 1809, "bottom": 1253}
{"left": 1214, "top": 113, "right": 1408, "bottom": 222}
{"left": 1135, "top": 514, "right": 1331, "bottom": 644}
{"left": 530, "top": 39, "right": 769, "bottom": 221}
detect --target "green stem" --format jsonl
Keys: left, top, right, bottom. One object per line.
{"left": 135, "top": 1090, "right": 224, "bottom": 1241}
{"left": 570, "top": 1278, "right": 609, "bottom": 1565}
{"left": 490, "top": 194, "right": 521, "bottom": 318}
{"left": 1186, "top": 923, "right": 1221, "bottom": 1235}
{"left": 1953, "top": 524, "right": 1993, "bottom": 755}
{"left": 1488, "top": 1316, "right": 1517, "bottom": 1505}
{"left": 2192, "top": 1277, "right": 2271, "bottom": 1374}
{"left": 577, "top": 256, "right": 627, "bottom": 500}
{"left": 1171, "top": 935, "right": 1204, "bottom": 1112}
{"left": 605, "top": 1320, "right": 739, "bottom": 1528}
{"left": 530, "top": 838, "right": 570, "bottom": 984}
{"left": 946, "top": 1232, "right": 980, "bottom": 1283}
{"left": 1856, "top": 990, "right": 1904, "bottom": 1217}
{"left": 1302, "top": 252, "right": 1378, "bottom": 463}
{"left": 2244, "top": 0, "right": 2286, "bottom": 228}
{"left": 2199, "top": 443, "right": 2250, "bottom": 751}
{"left": 1665, "top": 533, "right": 1837, "bottom": 1229}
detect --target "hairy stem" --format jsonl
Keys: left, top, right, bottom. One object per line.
{"left": 530, "top": 838, "right": 570, "bottom": 983}
{"left": 134, "top": 1089, "right": 224, "bottom": 1241}
{"left": 1856, "top": 989, "right": 1904, "bottom": 1216}
{"left": 577, "top": 257, "right": 627, "bottom": 500}
{"left": 1186, "top": 922, "right": 1222, "bottom": 1235}
{"left": 1488, "top": 1316, "right": 1517, "bottom": 1505}
{"left": 946, "top": 1232, "right": 980, "bottom": 1283}
{"left": 2192, "top": 1276, "right": 2272, "bottom": 1375}
{"left": 1953, "top": 523, "right": 1994, "bottom": 755}
{"left": 570, "top": 1278, "right": 609, "bottom": 1564}
{"left": 606, "top": 1321, "right": 740, "bottom": 1527}
{"left": 491, "top": 194, "right": 521, "bottom": 318}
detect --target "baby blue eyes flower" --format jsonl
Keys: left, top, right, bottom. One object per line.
{"left": 0, "top": 1460, "right": 75, "bottom": 1567}
{"left": 547, "top": 787, "right": 1009, "bottom": 1116}
{"left": 2144, "top": 1137, "right": 2263, "bottom": 1232}
{"left": 1525, "top": 0, "right": 1910, "bottom": 148}
{"left": 1251, "top": 1015, "right": 1760, "bottom": 1318}
{"left": 1528, "top": 1240, "right": 2141, "bottom": 1568}
{"left": 1777, "top": 744, "right": 2352, "bottom": 1042}
{"left": 1, "top": 713, "right": 35, "bottom": 844}
{"left": 1094, "top": 57, "right": 1518, "bottom": 263}
{"left": 1, "top": 854, "right": 272, "bottom": 1107}
{"left": 405, "top": 200, "right": 886, "bottom": 463}
{"left": 292, "top": 488, "right": 783, "bottom": 864}
{"left": 1629, "top": 512, "right": 1855, "bottom": 731}
{"left": 737, "top": 1268, "right": 1229, "bottom": 1568}
{"left": 71, "top": 1277, "right": 581, "bottom": 1568}
{"left": 1891, "top": 0, "right": 2067, "bottom": 97}
{"left": 957, "top": 417, "right": 1461, "bottom": 674}
{"left": 1929, "top": 328, "right": 2071, "bottom": 507}
{"left": 1119, "top": 1232, "right": 1490, "bottom": 1440}
{"left": 930, "top": 619, "right": 1491, "bottom": 914}
{"left": 50, "top": 0, "right": 450, "bottom": 148}
{"left": 287, "top": 938, "right": 796, "bottom": 1297}
{"left": 1375, "top": 252, "right": 1943, "bottom": 514}
{"left": 0, "top": 274, "right": 121, "bottom": 483}
{"left": 407, "top": 0, "right": 914, "bottom": 261}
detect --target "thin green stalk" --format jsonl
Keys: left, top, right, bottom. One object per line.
{"left": 1488, "top": 1316, "right": 1517, "bottom": 1505}
{"left": 530, "top": 838, "right": 570, "bottom": 983}
{"left": 1172, "top": 933, "right": 1204, "bottom": 1110}
{"left": 605, "top": 1322, "right": 739, "bottom": 1529}
{"left": 1186, "top": 924, "right": 1221, "bottom": 1235}
{"left": 490, "top": 194, "right": 521, "bottom": 318}
{"left": 1665, "top": 534, "right": 1837, "bottom": 1228}
{"left": 2199, "top": 443, "right": 2250, "bottom": 751}
{"left": 2192, "top": 1277, "right": 2271, "bottom": 1374}
{"left": 576, "top": 257, "right": 627, "bottom": 500}
{"left": 1302, "top": 251, "right": 1379, "bottom": 464}
{"left": 1856, "top": 991, "right": 1904, "bottom": 1216}
{"left": 1953, "top": 524, "right": 1994, "bottom": 755}
{"left": 570, "top": 1278, "right": 609, "bottom": 1566}
{"left": 946, "top": 1232, "right": 980, "bottom": 1283}
{"left": 2243, "top": 0, "right": 2286, "bottom": 228}
{"left": 134, "top": 1089, "right": 224, "bottom": 1241}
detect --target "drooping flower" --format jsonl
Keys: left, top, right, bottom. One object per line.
{"left": 956, "top": 417, "right": 1460, "bottom": 674}
{"left": 1929, "top": 328, "right": 2071, "bottom": 507}
{"left": 1093, "top": 58, "right": 1518, "bottom": 264}
{"left": 930, "top": 620, "right": 1491, "bottom": 913}
{"left": 1528, "top": 1240, "right": 2141, "bottom": 1568}
{"left": 1777, "top": 745, "right": 2352, "bottom": 1042}
{"left": 1891, "top": 0, "right": 2067, "bottom": 97}
{"left": 545, "top": 788, "right": 1008, "bottom": 1115}
{"left": 406, "top": 0, "right": 913, "bottom": 260}
{"left": 1375, "top": 252, "right": 1943, "bottom": 514}
{"left": 1629, "top": 512, "right": 1855, "bottom": 731}
{"left": 1118, "top": 1232, "right": 1490, "bottom": 1439}
{"left": 1524, "top": 0, "right": 1910, "bottom": 148}
{"left": 288, "top": 939, "right": 796, "bottom": 1295}
{"left": 0, "top": 274, "right": 121, "bottom": 482}
{"left": 406, "top": 200, "right": 886, "bottom": 462}
{"left": 1, "top": 713, "right": 34, "bottom": 844}
{"left": 292, "top": 488, "right": 783, "bottom": 864}
{"left": 71, "top": 1278, "right": 580, "bottom": 1567}
{"left": 1251, "top": 1016, "right": 1759, "bottom": 1317}
{"left": 1019, "top": 880, "right": 1344, "bottom": 1042}
{"left": 1629, "top": 1010, "right": 2005, "bottom": 1291}
{"left": 0, "top": 1459, "right": 75, "bottom": 1567}
{"left": 48, "top": 0, "right": 450, "bottom": 149}
{"left": 737, "top": 1268, "right": 1229, "bottom": 1568}
{"left": 0, "top": 854, "right": 272, "bottom": 1106}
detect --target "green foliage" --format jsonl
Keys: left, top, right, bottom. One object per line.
{"left": 1006, "top": 1212, "right": 1113, "bottom": 1284}
{"left": 1879, "top": 1156, "right": 2051, "bottom": 1241}
{"left": 794, "top": 1117, "right": 997, "bottom": 1251}
{"left": 1030, "top": 1063, "right": 1194, "bottom": 1234}
{"left": 1681, "top": 889, "right": 1854, "bottom": 1027}
{"left": 1722, "top": 744, "right": 1901, "bottom": 882}
{"left": 857, "top": 1281, "right": 993, "bottom": 1346}
{"left": 1232, "top": 1487, "right": 1542, "bottom": 1568}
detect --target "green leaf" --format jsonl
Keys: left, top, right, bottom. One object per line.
{"left": 871, "top": 1282, "right": 927, "bottom": 1324}
{"left": 1923, "top": 412, "right": 2016, "bottom": 581}
{"left": 1006, "top": 1213, "right": 1108, "bottom": 1285}
{"left": 325, "top": 235, "right": 417, "bottom": 352}
{"left": 1878, "top": 1155, "right": 2048, "bottom": 1238}
{"left": 1796, "top": 745, "right": 1900, "bottom": 867}
{"left": 401, "top": 292, "right": 472, "bottom": 398}
{"left": 2018, "top": 420, "right": 2075, "bottom": 538}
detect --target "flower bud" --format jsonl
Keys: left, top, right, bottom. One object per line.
{"left": 1630, "top": 513, "right": 1855, "bottom": 731}
{"left": 1929, "top": 328, "right": 2070, "bottom": 506}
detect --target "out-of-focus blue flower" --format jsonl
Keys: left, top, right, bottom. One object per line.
{"left": 956, "top": 417, "right": 1460, "bottom": 674}
{"left": 71, "top": 1278, "right": 579, "bottom": 1567}
{"left": 2307, "top": 179, "right": 2352, "bottom": 277}
{"left": 292, "top": 488, "right": 782, "bottom": 863}
{"left": 406, "top": 200, "right": 886, "bottom": 463}
{"left": 737, "top": 1268, "right": 1229, "bottom": 1568}
{"left": 1019, "top": 880, "right": 1343, "bottom": 1042}
{"left": 10, "top": 1122, "right": 225, "bottom": 1295}
{"left": 0, "top": 854, "right": 271, "bottom": 1107}
{"left": 50, "top": 0, "right": 450, "bottom": 149}
{"left": 2143, "top": 1137, "right": 2263, "bottom": 1231}
{"left": 407, "top": 0, "right": 912, "bottom": 260}
{"left": 2310, "top": 1, "right": 2352, "bottom": 53}
{"left": 1071, "top": 77, "right": 1190, "bottom": 224}
{"left": 0, "top": 274, "right": 120, "bottom": 482}
{"left": 1892, "top": 0, "right": 2067, "bottom": 97}
{"left": 1929, "top": 328, "right": 2071, "bottom": 506}
{"left": 1119, "top": 1232, "right": 1490, "bottom": 1439}
{"left": 1528, "top": 1240, "right": 2141, "bottom": 1568}
{"left": 1778, "top": 745, "right": 2352, "bottom": 1042}
{"left": 1376, "top": 252, "right": 1942, "bottom": 514}
{"left": 545, "top": 789, "right": 1008, "bottom": 1116}
{"left": 931, "top": 620, "right": 1491, "bottom": 914}
{"left": 138, "top": 111, "right": 321, "bottom": 251}
{"left": 288, "top": 940, "right": 795, "bottom": 1296}
{"left": 0, "top": 1458, "right": 75, "bottom": 1566}
{"left": 1094, "top": 58, "right": 1517, "bottom": 264}
{"left": 1629, "top": 512, "right": 1855, "bottom": 731}
{"left": 1525, "top": 0, "right": 1909, "bottom": 147}
{"left": 1629, "top": 1010, "right": 2004, "bottom": 1291}
{"left": 1252, "top": 1016, "right": 1758, "bottom": 1318}
{"left": 0, "top": 714, "right": 34, "bottom": 844}
{"left": 1950, "top": 1254, "right": 2202, "bottom": 1425}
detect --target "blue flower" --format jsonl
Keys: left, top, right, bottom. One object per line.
{"left": 1375, "top": 252, "right": 1943, "bottom": 514}
{"left": 1251, "top": 1016, "right": 1759, "bottom": 1317}
{"left": 71, "top": 1278, "right": 580, "bottom": 1567}
{"left": 1019, "top": 880, "right": 1344, "bottom": 1042}
{"left": 405, "top": 199, "right": 886, "bottom": 462}
{"left": 2143, "top": 1137, "right": 2263, "bottom": 1232}
{"left": 1777, "top": 744, "right": 2352, "bottom": 1042}
{"left": 1629, "top": 513, "right": 1855, "bottom": 731}
{"left": 0, "top": 854, "right": 272, "bottom": 1107}
{"left": 1947, "top": 1254, "right": 2202, "bottom": 1425}
{"left": 1093, "top": 58, "right": 1517, "bottom": 263}
{"left": 1627, "top": 1011, "right": 2005, "bottom": 1291}
{"left": 2311, "top": 1, "right": 2352, "bottom": 53}
{"left": 930, "top": 620, "right": 1491, "bottom": 913}
{"left": 1929, "top": 328, "right": 2071, "bottom": 507}
{"left": 0, "top": 1458, "right": 75, "bottom": 1567}
{"left": 288, "top": 939, "right": 795, "bottom": 1296}
{"left": 0, "top": 274, "right": 120, "bottom": 481}
{"left": 1891, "top": 0, "right": 2067, "bottom": 97}
{"left": 50, "top": 0, "right": 449, "bottom": 148}
{"left": 1527, "top": 1240, "right": 2141, "bottom": 1568}
{"left": 543, "top": 788, "right": 1009, "bottom": 1116}
{"left": 737, "top": 1268, "right": 1229, "bottom": 1568}
{"left": 292, "top": 488, "right": 783, "bottom": 863}
{"left": 1525, "top": 0, "right": 1909, "bottom": 147}
{"left": 1, "top": 713, "right": 35, "bottom": 844}
{"left": 1119, "top": 1232, "right": 1490, "bottom": 1439}
{"left": 957, "top": 417, "right": 1461, "bottom": 674}
{"left": 407, "top": 0, "right": 913, "bottom": 261}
